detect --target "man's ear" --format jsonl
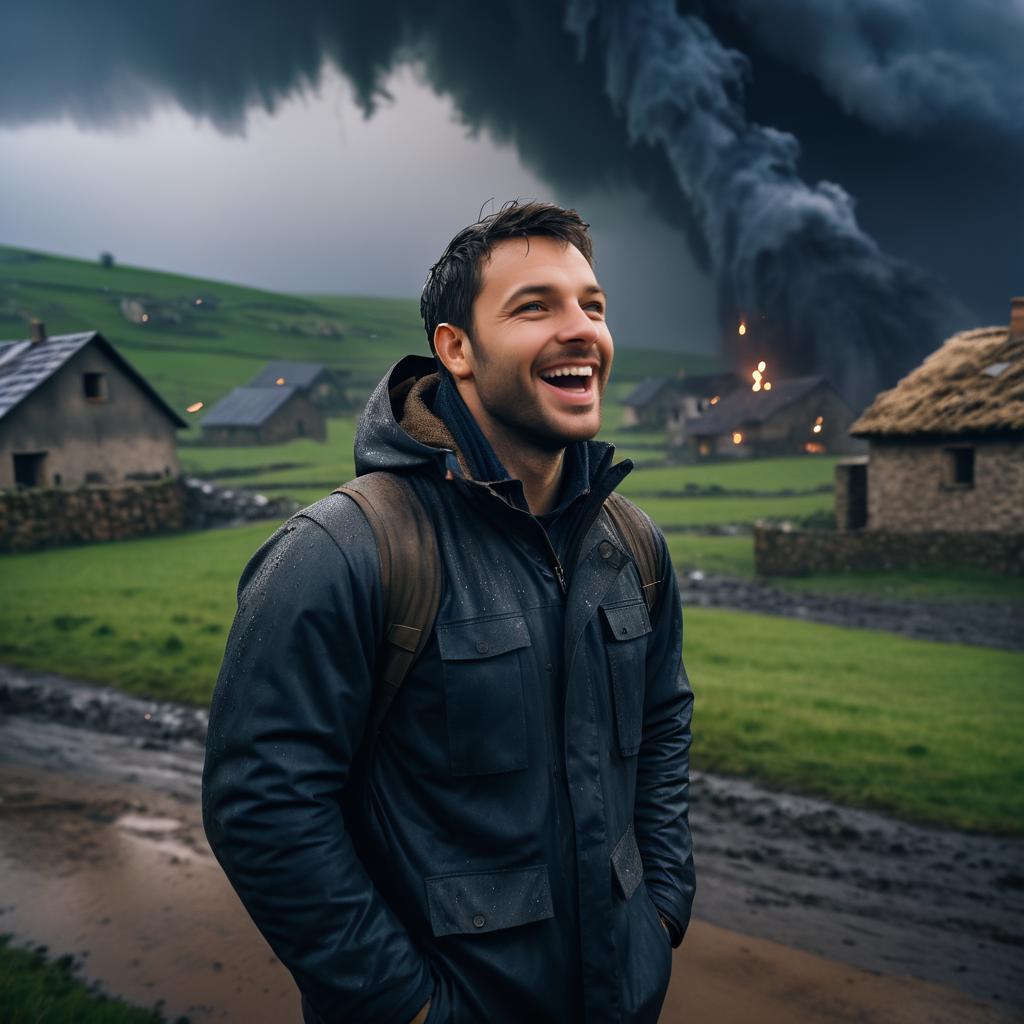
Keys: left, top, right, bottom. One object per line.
{"left": 433, "top": 323, "right": 473, "bottom": 380}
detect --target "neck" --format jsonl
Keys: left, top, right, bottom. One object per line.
{"left": 486, "top": 431, "right": 565, "bottom": 515}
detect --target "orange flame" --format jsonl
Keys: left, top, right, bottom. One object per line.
{"left": 738, "top": 321, "right": 747, "bottom": 336}
{"left": 751, "top": 359, "right": 772, "bottom": 392}
{"left": 732, "top": 431, "right": 743, "bottom": 445}
{"left": 186, "top": 401, "right": 204, "bottom": 413}
{"left": 275, "top": 377, "right": 286, "bottom": 385}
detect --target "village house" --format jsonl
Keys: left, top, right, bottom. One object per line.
{"left": 200, "top": 384, "right": 326, "bottom": 446}
{"left": 665, "top": 372, "right": 742, "bottom": 448}
{"left": 247, "top": 361, "right": 350, "bottom": 413}
{"left": 755, "top": 299, "right": 1024, "bottom": 576}
{"left": 685, "top": 374, "right": 860, "bottom": 459}
{"left": 0, "top": 323, "right": 186, "bottom": 490}
{"left": 839, "top": 298, "right": 1024, "bottom": 533}
{"left": 621, "top": 376, "right": 677, "bottom": 430}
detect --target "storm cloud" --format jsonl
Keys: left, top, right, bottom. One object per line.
{"left": 2, "top": 0, "right": 1018, "bottom": 404}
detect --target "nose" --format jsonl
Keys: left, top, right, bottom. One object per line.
{"left": 554, "top": 302, "right": 601, "bottom": 347}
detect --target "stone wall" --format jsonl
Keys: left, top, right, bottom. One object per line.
{"left": 867, "top": 438, "right": 1024, "bottom": 532}
{"left": 0, "top": 480, "right": 187, "bottom": 553}
{"left": 754, "top": 523, "right": 1024, "bottom": 576}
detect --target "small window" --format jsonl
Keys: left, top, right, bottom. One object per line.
{"left": 947, "top": 447, "right": 974, "bottom": 487}
{"left": 83, "top": 372, "right": 108, "bottom": 401}
{"left": 14, "top": 452, "right": 47, "bottom": 488}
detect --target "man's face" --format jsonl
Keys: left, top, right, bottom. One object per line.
{"left": 457, "top": 235, "right": 614, "bottom": 452}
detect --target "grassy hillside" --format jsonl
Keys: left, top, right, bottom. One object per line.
{"left": 0, "top": 244, "right": 708, "bottom": 437}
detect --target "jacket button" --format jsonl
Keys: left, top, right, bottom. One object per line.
{"left": 475, "top": 641, "right": 489, "bottom": 655}
{"left": 473, "top": 914, "right": 486, "bottom": 928}
{"left": 599, "top": 540, "right": 613, "bottom": 559}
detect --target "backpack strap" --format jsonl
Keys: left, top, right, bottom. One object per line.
{"left": 603, "top": 491, "right": 664, "bottom": 615}
{"left": 333, "top": 473, "right": 441, "bottom": 759}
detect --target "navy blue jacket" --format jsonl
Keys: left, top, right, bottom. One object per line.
{"left": 202, "top": 357, "right": 696, "bottom": 1023}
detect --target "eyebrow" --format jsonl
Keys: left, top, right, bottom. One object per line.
{"left": 502, "top": 282, "right": 606, "bottom": 306}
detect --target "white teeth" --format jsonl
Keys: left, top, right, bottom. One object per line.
{"left": 540, "top": 365, "right": 594, "bottom": 379}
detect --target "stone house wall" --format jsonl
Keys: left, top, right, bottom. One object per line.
{"left": 867, "top": 438, "right": 1024, "bottom": 532}
{"left": 0, "top": 341, "right": 181, "bottom": 489}
{"left": 0, "top": 480, "right": 187, "bottom": 553}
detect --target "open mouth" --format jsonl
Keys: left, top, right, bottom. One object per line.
{"left": 538, "top": 365, "right": 595, "bottom": 393}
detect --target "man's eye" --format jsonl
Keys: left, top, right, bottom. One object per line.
{"left": 584, "top": 302, "right": 605, "bottom": 315}
{"left": 517, "top": 302, "right": 544, "bottom": 313}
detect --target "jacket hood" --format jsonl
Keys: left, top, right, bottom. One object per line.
{"left": 354, "top": 356, "right": 461, "bottom": 478}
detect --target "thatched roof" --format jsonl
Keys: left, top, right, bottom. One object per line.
{"left": 850, "top": 326, "right": 1024, "bottom": 437}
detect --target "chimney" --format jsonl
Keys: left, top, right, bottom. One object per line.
{"left": 29, "top": 320, "right": 46, "bottom": 344}
{"left": 1011, "top": 297, "right": 1024, "bottom": 343}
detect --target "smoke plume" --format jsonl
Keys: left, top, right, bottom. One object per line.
{"left": 3, "top": 0, "right": 1015, "bottom": 405}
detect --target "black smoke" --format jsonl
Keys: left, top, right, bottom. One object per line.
{"left": 2, "top": 0, "right": 1019, "bottom": 405}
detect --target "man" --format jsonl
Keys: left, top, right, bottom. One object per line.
{"left": 202, "top": 201, "right": 695, "bottom": 1023}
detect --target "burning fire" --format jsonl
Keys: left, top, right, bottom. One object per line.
{"left": 812, "top": 416, "right": 824, "bottom": 434}
{"left": 732, "top": 431, "right": 743, "bottom": 445}
{"left": 709, "top": 395, "right": 720, "bottom": 406}
{"left": 275, "top": 376, "right": 286, "bottom": 385}
{"left": 751, "top": 359, "right": 772, "bottom": 392}
{"left": 186, "top": 401, "right": 204, "bottom": 413}
{"left": 738, "top": 321, "right": 747, "bottom": 336}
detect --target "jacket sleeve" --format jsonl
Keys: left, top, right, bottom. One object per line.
{"left": 634, "top": 530, "right": 696, "bottom": 947}
{"left": 201, "top": 497, "right": 434, "bottom": 1023}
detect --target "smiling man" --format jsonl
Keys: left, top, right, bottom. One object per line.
{"left": 203, "top": 201, "right": 695, "bottom": 1024}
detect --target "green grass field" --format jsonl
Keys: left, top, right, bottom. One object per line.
{"left": 685, "top": 607, "right": 1024, "bottom": 834}
{"left": 0, "top": 939, "right": 163, "bottom": 1024}
{"left": 1, "top": 524, "right": 1021, "bottom": 833}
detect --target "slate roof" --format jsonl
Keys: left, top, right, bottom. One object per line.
{"left": 689, "top": 375, "right": 833, "bottom": 436}
{"left": 623, "top": 376, "right": 673, "bottom": 407}
{"left": 850, "top": 325, "right": 1023, "bottom": 437}
{"left": 0, "top": 330, "right": 186, "bottom": 427}
{"left": 202, "top": 386, "right": 299, "bottom": 427}
{"left": 248, "top": 361, "right": 329, "bottom": 389}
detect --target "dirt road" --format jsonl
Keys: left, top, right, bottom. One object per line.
{"left": 1, "top": 669, "right": 1021, "bottom": 1022}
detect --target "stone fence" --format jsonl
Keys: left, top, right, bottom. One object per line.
{"left": 0, "top": 480, "right": 187, "bottom": 553}
{"left": 754, "top": 524, "right": 1024, "bottom": 576}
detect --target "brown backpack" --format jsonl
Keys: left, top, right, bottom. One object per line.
{"left": 334, "top": 473, "right": 663, "bottom": 756}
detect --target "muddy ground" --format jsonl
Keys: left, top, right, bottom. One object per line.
{"left": 678, "top": 571, "right": 1024, "bottom": 652}
{"left": 1, "top": 666, "right": 1021, "bottom": 1022}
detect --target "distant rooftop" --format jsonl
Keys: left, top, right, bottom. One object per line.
{"left": 0, "top": 329, "right": 185, "bottom": 427}
{"left": 202, "top": 386, "right": 299, "bottom": 427}
{"left": 689, "top": 375, "right": 832, "bottom": 436}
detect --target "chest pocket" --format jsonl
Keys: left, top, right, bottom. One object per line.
{"left": 601, "top": 600, "right": 652, "bottom": 757}
{"left": 437, "top": 614, "right": 531, "bottom": 776}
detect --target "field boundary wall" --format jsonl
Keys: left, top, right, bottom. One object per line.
{"left": 0, "top": 480, "right": 187, "bottom": 553}
{"left": 754, "top": 524, "right": 1024, "bottom": 576}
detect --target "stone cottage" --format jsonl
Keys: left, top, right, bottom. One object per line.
{"left": 247, "top": 361, "right": 350, "bottom": 413}
{"left": 686, "top": 375, "right": 860, "bottom": 459}
{"left": 756, "top": 299, "right": 1024, "bottom": 576}
{"left": 201, "top": 385, "right": 326, "bottom": 446}
{"left": 840, "top": 298, "right": 1024, "bottom": 533}
{"left": 0, "top": 323, "right": 186, "bottom": 490}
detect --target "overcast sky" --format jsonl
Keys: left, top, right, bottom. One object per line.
{"left": 0, "top": 63, "right": 717, "bottom": 354}
{"left": 1, "top": 1, "right": 1019, "bottom": 383}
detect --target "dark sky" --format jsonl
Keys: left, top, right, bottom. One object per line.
{"left": 1, "top": 1, "right": 1020, "bottom": 396}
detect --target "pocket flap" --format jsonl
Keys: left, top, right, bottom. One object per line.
{"left": 611, "top": 823, "right": 644, "bottom": 900}
{"left": 437, "top": 615, "right": 532, "bottom": 661}
{"left": 425, "top": 865, "right": 553, "bottom": 937}
{"left": 601, "top": 602, "right": 652, "bottom": 642}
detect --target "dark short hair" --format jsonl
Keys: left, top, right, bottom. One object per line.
{"left": 420, "top": 200, "right": 593, "bottom": 349}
